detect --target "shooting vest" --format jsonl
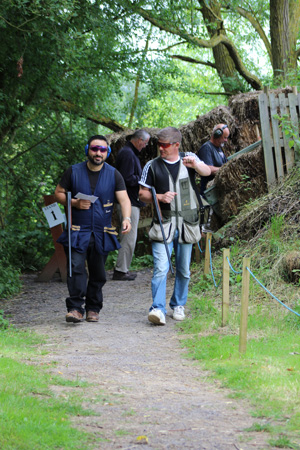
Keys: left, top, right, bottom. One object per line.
{"left": 57, "top": 161, "right": 120, "bottom": 255}
{"left": 149, "top": 156, "right": 201, "bottom": 244}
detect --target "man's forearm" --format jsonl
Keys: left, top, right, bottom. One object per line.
{"left": 120, "top": 199, "right": 131, "bottom": 219}
{"left": 139, "top": 187, "right": 153, "bottom": 203}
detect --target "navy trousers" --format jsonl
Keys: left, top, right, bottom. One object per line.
{"left": 65, "top": 234, "right": 107, "bottom": 315}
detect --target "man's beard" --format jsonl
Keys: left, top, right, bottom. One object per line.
{"left": 88, "top": 154, "right": 105, "bottom": 166}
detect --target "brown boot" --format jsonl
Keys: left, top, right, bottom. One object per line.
{"left": 65, "top": 310, "right": 84, "bottom": 323}
{"left": 86, "top": 311, "right": 99, "bottom": 322}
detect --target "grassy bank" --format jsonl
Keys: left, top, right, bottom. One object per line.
{"left": 182, "top": 218, "right": 300, "bottom": 449}
{"left": 0, "top": 319, "right": 97, "bottom": 450}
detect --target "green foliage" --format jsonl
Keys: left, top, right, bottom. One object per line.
{"left": 130, "top": 253, "right": 153, "bottom": 269}
{"left": 105, "top": 250, "right": 153, "bottom": 270}
{"left": 0, "top": 310, "right": 9, "bottom": 329}
{"left": 268, "top": 214, "right": 285, "bottom": 254}
{"left": 0, "top": 262, "right": 21, "bottom": 299}
{"left": 105, "top": 250, "right": 118, "bottom": 270}
{"left": 274, "top": 113, "right": 300, "bottom": 160}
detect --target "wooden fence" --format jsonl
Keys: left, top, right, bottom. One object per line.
{"left": 258, "top": 87, "right": 300, "bottom": 188}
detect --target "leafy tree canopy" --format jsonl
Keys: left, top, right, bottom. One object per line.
{"left": 0, "top": 0, "right": 299, "bottom": 283}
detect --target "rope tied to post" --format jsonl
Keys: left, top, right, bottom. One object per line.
{"left": 226, "top": 256, "right": 242, "bottom": 275}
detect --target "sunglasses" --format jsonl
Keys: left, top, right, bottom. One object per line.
{"left": 89, "top": 145, "right": 108, "bottom": 153}
{"left": 157, "top": 141, "right": 177, "bottom": 149}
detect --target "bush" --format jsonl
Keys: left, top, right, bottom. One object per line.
{"left": 0, "top": 261, "right": 21, "bottom": 299}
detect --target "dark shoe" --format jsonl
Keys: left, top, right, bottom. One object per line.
{"left": 112, "top": 270, "right": 137, "bottom": 281}
{"left": 66, "top": 310, "right": 84, "bottom": 323}
{"left": 86, "top": 311, "right": 99, "bottom": 322}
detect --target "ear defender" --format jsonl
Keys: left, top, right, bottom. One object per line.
{"left": 213, "top": 124, "right": 228, "bottom": 138}
{"left": 85, "top": 144, "right": 112, "bottom": 158}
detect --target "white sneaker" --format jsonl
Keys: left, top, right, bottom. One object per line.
{"left": 148, "top": 309, "right": 166, "bottom": 325}
{"left": 173, "top": 306, "right": 185, "bottom": 321}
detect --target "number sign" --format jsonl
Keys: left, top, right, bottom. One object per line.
{"left": 42, "top": 202, "right": 65, "bottom": 228}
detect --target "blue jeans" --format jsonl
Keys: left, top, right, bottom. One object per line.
{"left": 150, "top": 230, "right": 193, "bottom": 315}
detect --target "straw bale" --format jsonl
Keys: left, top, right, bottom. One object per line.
{"left": 214, "top": 146, "right": 267, "bottom": 222}
{"left": 280, "top": 251, "right": 300, "bottom": 284}
{"left": 179, "top": 105, "right": 237, "bottom": 155}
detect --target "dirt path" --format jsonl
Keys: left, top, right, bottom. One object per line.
{"left": 4, "top": 270, "right": 275, "bottom": 450}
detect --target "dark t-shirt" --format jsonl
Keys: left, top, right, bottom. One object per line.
{"left": 59, "top": 164, "right": 126, "bottom": 195}
{"left": 115, "top": 142, "right": 145, "bottom": 207}
{"left": 145, "top": 160, "right": 180, "bottom": 187}
{"left": 197, "top": 141, "right": 227, "bottom": 195}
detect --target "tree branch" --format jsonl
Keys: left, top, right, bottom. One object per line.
{"left": 54, "top": 99, "right": 126, "bottom": 133}
{"left": 6, "top": 125, "right": 60, "bottom": 164}
{"left": 199, "top": 91, "right": 232, "bottom": 96}
{"left": 154, "top": 41, "right": 188, "bottom": 52}
{"left": 235, "top": 6, "right": 272, "bottom": 65}
{"left": 126, "top": 2, "right": 262, "bottom": 90}
{"left": 170, "top": 54, "right": 216, "bottom": 68}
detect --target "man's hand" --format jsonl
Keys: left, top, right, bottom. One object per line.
{"left": 121, "top": 218, "right": 132, "bottom": 234}
{"left": 157, "top": 191, "right": 177, "bottom": 204}
{"left": 183, "top": 156, "right": 211, "bottom": 176}
{"left": 182, "top": 155, "right": 198, "bottom": 169}
{"left": 75, "top": 199, "right": 91, "bottom": 209}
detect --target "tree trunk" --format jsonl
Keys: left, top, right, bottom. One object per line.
{"left": 199, "top": 0, "right": 245, "bottom": 94}
{"left": 270, "top": 0, "right": 300, "bottom": 80}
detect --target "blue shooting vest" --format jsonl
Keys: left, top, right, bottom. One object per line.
{"left": 57, "top": 161, "right": 121, "bottom": 255}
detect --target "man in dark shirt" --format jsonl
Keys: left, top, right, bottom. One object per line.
{"left": 197, "top": 124, "right": 229, "bottom": 195}
{"left": 55, "top": 135, "right": 131, "bottom": 323}
{"left": 113, "top": 129, "right": 150, "bottom": 281}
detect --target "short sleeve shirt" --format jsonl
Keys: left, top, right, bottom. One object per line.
{"left": 197, "top": 141, "right": 227, "bottom": 194}
{"left": 59, "top": 164, "right": 126, "bottom": 195}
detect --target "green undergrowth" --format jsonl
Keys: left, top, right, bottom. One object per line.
{"left": 0, "top": 324, "right": 99, "bottom": 450}
{"left": 182, "top": 218, "right": 300, "bottom": 449}
{"left": 105, "top": 249, "right": 153, "bottom": 270}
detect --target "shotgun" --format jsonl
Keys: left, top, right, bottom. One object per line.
{"left": 67, "top": 191, "right": 72, "bottom": 277}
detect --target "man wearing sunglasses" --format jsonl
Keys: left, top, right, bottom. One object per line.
{"left": 139, "top": 127, "right": 211, "bottom": 325}
{"left": 113, "top": 129, "right": 150, "bottom": 281}
{"left": 55, "top": 135, "right": 131, "bottom": 323}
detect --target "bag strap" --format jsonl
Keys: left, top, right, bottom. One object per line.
{"left": 179, "top": 152, "right": 205, "bottom": 219}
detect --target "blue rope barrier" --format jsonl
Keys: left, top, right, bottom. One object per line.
{"left": 246, "top": 267, "right": 300, "bottom": 317}
{"left": 208, "top": 238, "right": 222, "bottom": 288}
{"left": 226, "top": 256, "right": 242, "bottom": 275}
{"left": 197, "top": 241, "right": 203, "bottom": 253}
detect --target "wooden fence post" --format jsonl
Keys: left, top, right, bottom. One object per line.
{"left": 222, "top": 248, "right": 230, "bottom": 327}
{"left": 239, "top": 257, "right": 251, "bottom": 353}
{"left": 194, "top": 242, "right": 201, "bottom": 263}
{"left": 204, "top": 232, "right": 212, "bottom": 276}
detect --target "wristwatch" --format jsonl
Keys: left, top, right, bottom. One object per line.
{"left": 123, "top": 217, "right": 131, "bottom": 223}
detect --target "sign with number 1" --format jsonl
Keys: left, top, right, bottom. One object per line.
{"left": 42, "top": 203, "right": 65, "bottom": 228}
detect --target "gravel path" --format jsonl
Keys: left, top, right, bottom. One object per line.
{"left": 4, "top": 270, "right": 276, "bottom": 450}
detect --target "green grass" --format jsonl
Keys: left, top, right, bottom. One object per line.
{"left": 182, "top": 226, "right": 300, "bottom": 449}
{"left": 0, "top": 325, "right": 97, "bottom": 450}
